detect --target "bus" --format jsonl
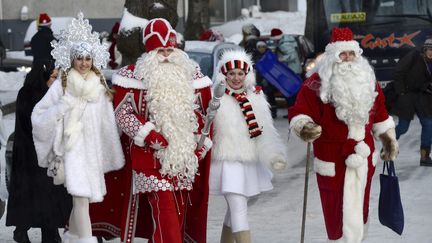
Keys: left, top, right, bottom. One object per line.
{"left": 305, "top": 0, "right": 432, "bottom": 86}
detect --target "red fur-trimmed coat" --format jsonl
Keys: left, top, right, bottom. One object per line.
{"left": 288, "top": 73, "right": 395, "bottom": 241}
{"left": 90, "top": 64, "right": 213, "bottom": 243}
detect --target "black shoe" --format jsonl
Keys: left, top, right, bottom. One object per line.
{"left": 420, "top": 158, "right": 432, "bottom": 167}
{"left": 41, "top": 228, "right": 61, "bottom": 243}
{"left": 13, "top": 228, "right": 30, "bottom": 243}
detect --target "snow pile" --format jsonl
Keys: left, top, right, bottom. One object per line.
{"left": 119, "top": 8, "right": 148, "bottom": 34}
{"left": 0, "top": 71, "right": 26, "bottom": 91}
{"left": 212, "top": 11, "right": 306, "bottom": 43}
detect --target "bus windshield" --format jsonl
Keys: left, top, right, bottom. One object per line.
{"left": 323, "top": 0, "right": 432, "bottom": 30}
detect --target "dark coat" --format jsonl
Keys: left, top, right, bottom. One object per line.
{"left": 392, "top": 49, "right": 432, "bottom": 120}
{"left": 6, "top": 64, "right": 72, "bottom": 228}
{"left": 30, "top": 27, "right": 55, "bottom": 64}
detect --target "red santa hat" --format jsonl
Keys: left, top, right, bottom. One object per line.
{"left": 37, "top": 13, "right": 51, "bottom": 27}
{"left": 143, "top": 18, "right": 177, "bottom": 52}
{"left": 270, "top": 28, "right": 283, "bottom": 40}
{"left": 325, "top": 27, "right": 362, "bottom": 57}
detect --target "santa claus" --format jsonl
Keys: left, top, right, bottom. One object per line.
{"left": 288, "top": 27, "right": 399, "bottom": 242}
{"left": 89, "top": 18, "right": 213, "bottom": 243}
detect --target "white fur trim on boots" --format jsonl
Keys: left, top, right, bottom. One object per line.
{"left": 133, "top": 122, "right": 156, "bottom": 146}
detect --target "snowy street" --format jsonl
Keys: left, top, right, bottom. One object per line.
{"left": 0, "top": 106, "right": 431, "bottom": 242}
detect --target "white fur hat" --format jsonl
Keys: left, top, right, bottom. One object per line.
{"left": 216, "top": 49, "right": 256, "bottom": 89}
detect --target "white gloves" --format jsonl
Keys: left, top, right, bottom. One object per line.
{"left": 270, "top": 156, "right": 287, "bottom": 172}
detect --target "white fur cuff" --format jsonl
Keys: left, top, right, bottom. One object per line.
{"left": 314, "top": 157, "right": 335, "bottom": 177}
{"left": 133, "top": 122, "right": 156, "bottom": 147}
{"left": 372, "top": 116, "right": 395, "bottom": 138}
{"left": 290, "top": 114, "right": 314, "bottom": 137}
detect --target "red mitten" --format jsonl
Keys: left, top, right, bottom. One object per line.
{"left": 145, "top": 130, "right": 169, "bottom": 150}
{"left": 195, "top": 137, "right": 213, "bottom": 160}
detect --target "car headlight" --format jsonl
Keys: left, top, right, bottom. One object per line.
{"left": 304, "top": 53, "right": 324, "bottom": 73}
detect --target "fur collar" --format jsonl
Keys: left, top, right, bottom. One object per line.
{"left": 66, "top": 69, "right": 105, "bottom": 101}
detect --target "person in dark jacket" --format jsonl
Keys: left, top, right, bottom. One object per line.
{"left": 30, "top": 13, "right": 55, "bottom": 64}
{"left": 254, "top": 40, "right": 278, "bottom": 118}
{"left": 239, "top": 23, "right": 260, "bottom": 60}
{"left": 392, "top": 38, "right": 432, "bottom": 166}
{"left": 6, "top": 60, "right": 72, "bottom": 243}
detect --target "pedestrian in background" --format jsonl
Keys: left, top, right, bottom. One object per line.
{"left": 267, "top": 28, "right": 303, "bottom": 112}
{"left": 254, "top": 40, "right": 278, "bottom": 118}
{"left": 31, "top": 13, "right": 55, "bottom": 65}
{"left": 240, "top": 23, "right": 260, "bottom": 59}
{"left": 392, "top": 38, "right": 432, "bottom": 166}
{"left": 210, "top": 49, "right": 287, "bottom": 243}
{"left": 108, "top": 22, "right": 122, "bottom": 69}
{"left": 6, "top": 60, "right": 72, "bottom": 243}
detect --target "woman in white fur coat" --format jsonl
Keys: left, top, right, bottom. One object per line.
{"left": 210, "top": 49, "right": 287, "bottom": 243}
{"left": 31, "top": 41, "right": 125, "bottom": 243}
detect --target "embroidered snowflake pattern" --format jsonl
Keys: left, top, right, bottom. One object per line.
{"left": 133, "top": 171, "right": 193, "bottom": 193}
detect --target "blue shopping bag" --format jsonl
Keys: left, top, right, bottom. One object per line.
{"left": 255, "top": 51, "right": 302, "bottom": 98}
{"left": 379, "top": 160, "right": 404, "bottom": 235}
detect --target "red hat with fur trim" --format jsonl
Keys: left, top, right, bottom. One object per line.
{"left": 38, "top": 13, "right": 52, "bottom": 27}
{"left": 143, "top": 18, "right": 177, "bottom": 52}
{"left": 270, "top": 28, "right": 283, "bottom": 40}
{"left": 325, "top": 27, "right": 362, "bottom": 57}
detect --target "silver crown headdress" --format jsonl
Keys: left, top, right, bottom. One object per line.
{"left": 51, "top": 12, "right": 109, "bottom": 70}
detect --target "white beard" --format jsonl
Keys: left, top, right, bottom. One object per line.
{"left": 320, "top": 57, "right": 377, "bottom": 133}
{"left": 136, "top": 49, "right": 199, "bottom": 180}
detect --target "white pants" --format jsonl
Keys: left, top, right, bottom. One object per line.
{"left": 223, "top": 193, "right": 249, "bottom": 232}
{"left": 69, "top": 196, "right": 92, "bottom": 238}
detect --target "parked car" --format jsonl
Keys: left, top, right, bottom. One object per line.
{"left": 185, "top": 40, "right": 241, "bottom": 82}
{"left": 23, "top": 17, "right": 74, "bottom": 56}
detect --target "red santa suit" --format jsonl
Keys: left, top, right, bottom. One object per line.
{"left": 89, "top": 18, "right": 213, "bottom": 243}
{"left": 288, "top": 28, "right": 395, "bottom": 242}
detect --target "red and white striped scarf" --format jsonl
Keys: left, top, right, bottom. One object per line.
{"left": 225, "top": 88, "right": 262, "bottom": 138}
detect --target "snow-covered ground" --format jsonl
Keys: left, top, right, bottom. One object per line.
{"left": 0, "top": 6, "right": 430, "bottom": 242}
{"left": 0, "top": 104, "right": 431, "bottom": 242}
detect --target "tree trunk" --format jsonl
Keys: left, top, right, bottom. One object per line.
{"left": 184, "top": 0, "right": 210, "bottom": 40}
{"left": 117, "top": 0, "right": 179, "bottom": 65}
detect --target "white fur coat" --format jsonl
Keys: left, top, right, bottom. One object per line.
{"left": 211, "top": 86, "right": 286, "bottom": 167}
{"left": 31, "top": 70, "right": 125, "bottom": 202}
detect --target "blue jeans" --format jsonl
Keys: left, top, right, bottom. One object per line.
{"left": 396, "top": 115, "right": 432, "bottom": 149}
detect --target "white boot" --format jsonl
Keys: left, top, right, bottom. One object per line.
{"left": 62, "top": 231, "right": 78, "bottom": 243}
{"left": 75, "top": 236, "right": 98, "bottom": 243}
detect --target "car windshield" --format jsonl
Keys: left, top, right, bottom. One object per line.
{"left": 187, "top": 52, "right": 213, "bottom": 78}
